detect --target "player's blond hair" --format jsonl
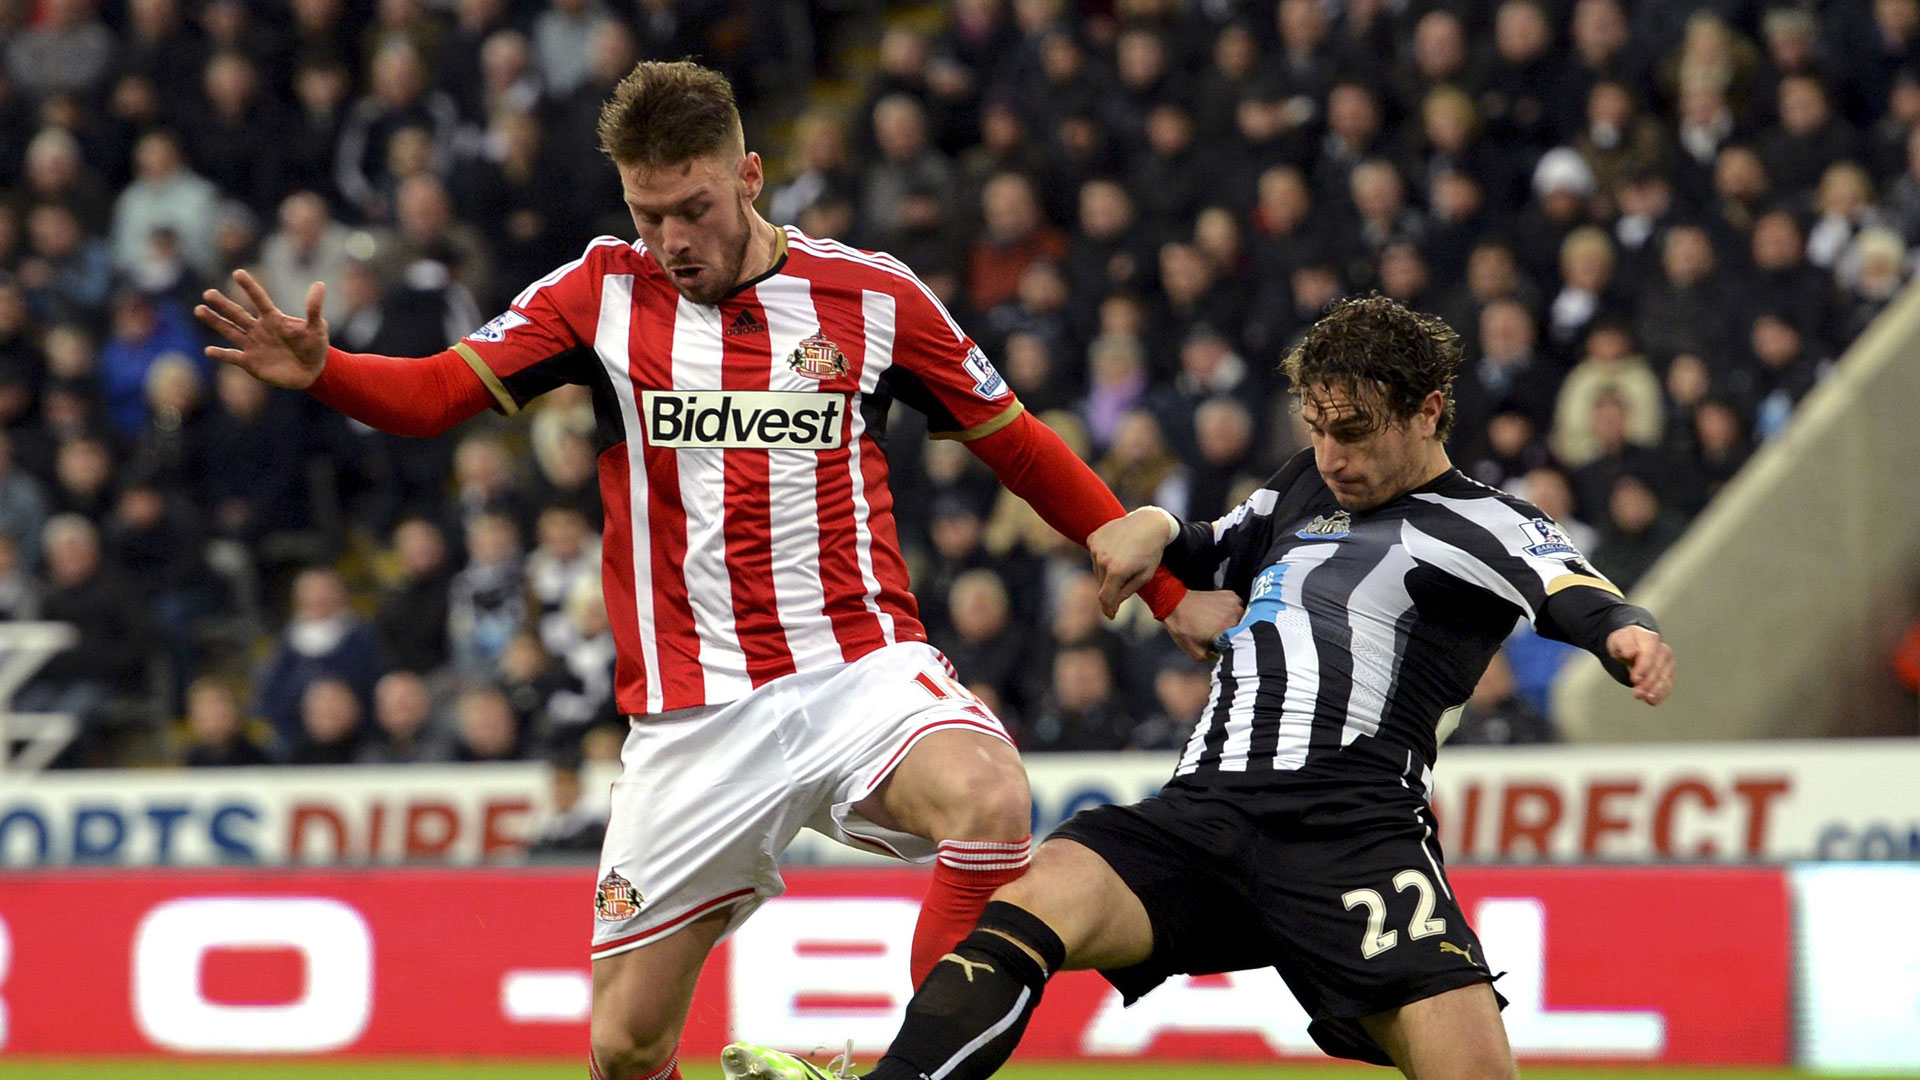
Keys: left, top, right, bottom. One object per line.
{"left": 597, "top": 60, "right": 745, "bottom": 168}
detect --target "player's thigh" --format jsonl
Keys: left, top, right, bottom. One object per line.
{"left": 994, "top": 837, "right": 1155, "bottom": 971}
{"left": 855, "top": 727, "right": 1031, "bottom": 841}
{"left": 591, "top": 907, "right": 731, "bottom": 1048}
{"left": 1359, "top": 981, "right": 1517, "bottom": 1080}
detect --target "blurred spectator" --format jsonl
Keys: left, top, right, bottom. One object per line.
{"left": 334, "top": 42, "right": 460, "bottom": 223}
{"left": 862, "top": 95, "right": 956, "bottom": 244}
{"left": 1744, "top": 209, "right": 1836, "bottom": 348}
{"left": 258, "top": 193, "right": 353, "bottom": 326}
{"left": 1807, "top": 162, "right": 1886, "bottom": 272}
{"left": 1761, "top": 74, "right": 1859, "bottom": 197}
{"left": 1685, "top": 396, "right": 1752, "bottom": 510}
{"left": 0, "top": 430, "right": 48, "bottom": 570}
{"left": 1450, "top": 651, "right": 1555, "bottom": 745}
{"left": 1099, "top": 409, "right": 1188, "bottom": 517}
{"left": 1454, "top": 299, "right": 1557, "bottom": 461}
{"left": 106, "top": 478, "right": 218, "bottom": 706}
{"left": 969, "top": 172, "right": 1067, "bottom": 314}
{"left": 19, "top": 515, "right": 151, "bottom": 762}
{"left": 1517, "top": 149, "right": 1596, "bottom": 291}
{"left": 289, "top": 676, "right": 364, "bottom": 765}
{"left": 452, "top": 685, "right": 527, "bottom": 762}
{"left": 545, "top": 575, "right": 617, "bottom": 741}
{"left": 1593, "top": 473, "right": 1684, "bottom": 591}
{"left": 930, "top": 569, "right": 1024, "bottom": 716}
{"left": 252, "top": 567, "right": 381, "bottom": 751}
{"left": 358, "top": 670, "right": 453, "bottom": 764}
{"left": 4, "top": 0, "right": 116, "bottom": 105}
{"left": 100, "top": 289, "right": 203, "bottom": 438}
{"left": 1839, "top": 226, "right": 1910, "bottom": 338}
{"left": 527, "top": 749, "right": 608, "bottom": 856}
{"left": 498, "top": 630, "right": 562, "bottom": 738}
{"left": 1736, "top": 312, "right": 1829, "bottom": 441}
{"left": 1575, "top": 80, "right": 1667, "bottom": 200}
{"left": 1026, "top": 644, "right": 1128, "bottom": 751}
{"left": 1129, "top": 651, "right": 1211, "bottom": 751}
{"left": 180, "top": 677, "right": 272, "bottom": 767}
{"left": 1569, "top": 390, "right": 1681, "bottom": 521}
{"left": 20, "top": 204, "right": 114, "bottom": 324}
{"left": 1635, "top": 224, "right": 1731, "bottom": 366}
{"left": 1029, "top": 569, "right": 1140, "bottom": 715}
{"left": 1187, "top": 397, "right": 1258, "bottom": 522}
{"left": 771, "top": 109, "right": 855, "bottom": 227}
{"left": 530, "top": 502, "right": 601, "bottom": 656}
{"left": 199, "top": 366, "right": 313, "bottom": 548}
{"left": 1551, "top": 319, "right": 1664, "bottom": 467}
{"left": 535, "top": 0, "right": 614, "bottom": 101}
{"left": 375, "top": 517, "right": 453, "bottom": 674}
{"left": 1547, "top": 227, "right": 1622, "bottom": 352}
{"left": 0, "top": 531, "right": 35, "bottom": 621}
{"left": 24, "top": 128, "right": 112, "bottom": 234}
{"left": 112, "top": 131, "right": 221, "bottom": 278}
{"left": 449, "top": 511, "right": 525, "bottom": 674}
{"left": 50, "top": 435, "right": 117, "bottom": 523}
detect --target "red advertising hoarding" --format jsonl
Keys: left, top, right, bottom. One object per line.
{"left": 0, "top": 865, "right": 1788, "bottom": 1064}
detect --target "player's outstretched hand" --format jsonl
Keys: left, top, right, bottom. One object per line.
{"left": 1607, "top": 625, "right": 1675, "bottom": 705}
{"left": 1090, "top": 507, "right": 1177, "bottom": 618}
{"left": 195, "top": 270, "right": 329, "bottom": 390}
{"left": 1165, "top": 590, "right": 1244, "bottom": 663}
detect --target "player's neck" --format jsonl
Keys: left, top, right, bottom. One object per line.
{"left": 737, "top": 213, "right": 782, "bottom": 286}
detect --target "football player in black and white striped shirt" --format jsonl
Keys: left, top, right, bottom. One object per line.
{"left": 722, "top": 296, "right": 1674, "bottom": 1080}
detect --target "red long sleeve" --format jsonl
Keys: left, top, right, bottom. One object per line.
{"left": 965, "top": 409, "right": 1188, "bottom": 619}
{"left": 306, "top": 346, "right": 496, "bottom": 438}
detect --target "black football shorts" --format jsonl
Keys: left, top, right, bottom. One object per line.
{"left": 1050, "top": 777, "right": 1504, "bottom": 1066}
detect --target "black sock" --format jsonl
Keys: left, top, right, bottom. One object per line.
{"left": 865, "top": 902, "right": 1066, "bottom": 1080}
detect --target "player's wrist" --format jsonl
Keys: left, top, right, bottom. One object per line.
{"left": 1139, "top": 505, "right": 1180, "bottom": 546}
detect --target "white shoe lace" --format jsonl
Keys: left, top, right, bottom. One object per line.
{"left": 812, "top": 1039, "right": 857, "bottom": 1079}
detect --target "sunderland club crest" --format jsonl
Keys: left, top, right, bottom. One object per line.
{"left": 595, "top": 870, "right": 643, "bottom": 921}
{"left": 787, "top": 332, "right": 850, "bottom": 380}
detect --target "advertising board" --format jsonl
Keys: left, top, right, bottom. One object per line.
{"left": 0, "top": 865, "right": 1790, "bottom": 1064}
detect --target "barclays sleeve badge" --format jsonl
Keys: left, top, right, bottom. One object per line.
{"left": 1519, "top": 518, "right": 1578, "bottom": 558}
{"left": 467, "top": 309, "right": 530, "bottom": 343}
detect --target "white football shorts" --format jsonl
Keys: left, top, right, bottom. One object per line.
{"left": 588, "top": 640, "right": 1013, "bottom": 960}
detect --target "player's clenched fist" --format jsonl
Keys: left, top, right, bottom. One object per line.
{"left": 1606, "top": 625, "right": 1676, "bottom": 705}
{"left": 1090, "top": 506, "right": 1180, "bottom": 618}
{"left": 1164, "top": 590, "right": 1245, "bottom": 663}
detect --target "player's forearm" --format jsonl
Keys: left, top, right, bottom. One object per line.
{"left": 966, "top": 410, "right": 1187, "bottom": 618}
{"left": 1544, "top": 586, "right": 1659, "bottom": 686}
{"left": 308, "top": 346, "right": 496, "bottom": 438}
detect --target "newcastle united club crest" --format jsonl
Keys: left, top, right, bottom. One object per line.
{"left": 1297, "top": 510, "right": 1352, "bottom": 539}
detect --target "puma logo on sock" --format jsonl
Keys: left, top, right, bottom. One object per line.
{"left": 941, "top": 953, "right": 995, "bottom": 982}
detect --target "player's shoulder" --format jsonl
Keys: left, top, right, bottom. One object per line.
{"left": 781, "top": 227, "right": 930, "bottom": 294}
{"left": 1415, "top": 470, "right": 1542, "bottom": 518}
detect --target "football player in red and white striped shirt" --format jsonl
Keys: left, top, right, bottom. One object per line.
{"left": 197, "top": 61, "right": 1242, "bottom": 1080}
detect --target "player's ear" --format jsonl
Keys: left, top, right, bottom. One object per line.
{"left": 739, "top": 151, "right": 764, "bottom": 201}
{"left": 1419, "top": 390, "right": 1445, "bottom": 437}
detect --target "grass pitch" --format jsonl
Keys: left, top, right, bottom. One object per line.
{"left": 1, "top": 1062, "right": 1907, "bottom": 1080}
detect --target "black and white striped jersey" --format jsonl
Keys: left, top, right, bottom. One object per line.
{"left": 1160, "top": 448, "right": 1654, "bottom": 789}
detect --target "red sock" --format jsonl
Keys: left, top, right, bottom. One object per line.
{"left": 910, "top": 836, "right": 1034, "bottom": 988}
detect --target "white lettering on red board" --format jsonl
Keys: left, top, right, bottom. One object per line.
{"left": 131, "top": 897, "right": 373, "bottom": 1053}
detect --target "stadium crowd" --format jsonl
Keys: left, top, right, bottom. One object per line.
{"left": 0, "top": 0, "right": 1913, "bottom": 768}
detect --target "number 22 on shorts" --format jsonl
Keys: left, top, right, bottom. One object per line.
{"left": 1341, "top": 869, "right": 1447, "bottom": 959}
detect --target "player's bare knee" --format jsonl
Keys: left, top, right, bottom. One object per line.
{"left": 928, "top": 754, "right": 1031, "bottom": 842}
{"left": 588, "top": 1023, "right": 677, "bottom": 1080}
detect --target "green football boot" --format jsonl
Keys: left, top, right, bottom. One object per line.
{"left": 720, "top": 1041, "right": 859, "bottom": 1080}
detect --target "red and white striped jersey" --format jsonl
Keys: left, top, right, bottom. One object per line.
{"left": 452, "top": 227, "right": 1023, "bottom": 716}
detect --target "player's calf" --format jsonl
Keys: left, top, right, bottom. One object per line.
{"left": 864, "top": 901, "right": 1065, "bottom": 1080}
{"left": 589, "top": 1031, "right": 682, "bottom": 1080}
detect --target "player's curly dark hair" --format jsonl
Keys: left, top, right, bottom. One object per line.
{"left": 1279, "top": 294, "right": 1462, "bottom": 440}
{"left": 597, "top": 61, "right": 743, "bottom": 168}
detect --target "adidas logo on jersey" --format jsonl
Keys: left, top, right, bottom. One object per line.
{"left": 725, "top": 309, "right": 766, "bottom": 337}
{"left": 643, "top": 390, "right": 845, "bottom": 450}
